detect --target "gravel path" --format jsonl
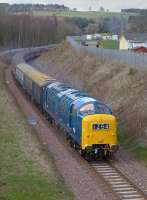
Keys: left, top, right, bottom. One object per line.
{"left": 4, "top": 61, "right": 117, "bottom": 200}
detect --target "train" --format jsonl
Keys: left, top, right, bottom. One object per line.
{"left": 12, "top": 50, "right": 118, "bottom": 160}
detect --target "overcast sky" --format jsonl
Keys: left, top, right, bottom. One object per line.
{"left": 0, "top": 0, "right": 147, "bottom": 11}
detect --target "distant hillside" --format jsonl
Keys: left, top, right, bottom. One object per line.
{"left": 0, "top": 3, "right": 70, "bottom": 13}
{"left": 32, "top": 11, "right": 131, "bottom": 34}
{"left": 122, "top": 9, "right": 147, "bottom": 14}
{"left": 32, "top": 10, "right": 130, "bottom": 20}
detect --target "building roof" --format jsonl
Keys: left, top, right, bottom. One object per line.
{"left": 122, "top": 33, "right": 147, "bottom": 42}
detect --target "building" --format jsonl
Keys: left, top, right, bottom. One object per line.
{"left": 119, "top": 33, "right": 147, "bottom": 50}
{"left": 82, "top": 34, "right": 119, "bottom": 41}
{"left": 119, "top": 34, "right": 129, "bottom": 50}
{"left": 101, "top": 34, "right": 118, "bottom": 41}
{"left": 86, "top": 35, "right": 92, "bottom": 40}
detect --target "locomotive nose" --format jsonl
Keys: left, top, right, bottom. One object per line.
{"left": 81, "top": 114, "right": 118, "bottom": 151}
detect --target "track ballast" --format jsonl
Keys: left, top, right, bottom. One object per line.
{"left": 91, "top": 161, "right": 147, "bottom": 200}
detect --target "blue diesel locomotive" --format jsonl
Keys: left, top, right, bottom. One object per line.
{"left": 13, "top": 60, "right": 118, "bottom": 160}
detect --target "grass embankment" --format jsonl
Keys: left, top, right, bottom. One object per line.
{"left": 34, "top": 42, "right": 147, "bottom": 168}
{"left": 118, "top": 132, "right": 147, "bottom": 167}
{"left": 32, "top": 10, "right": 130, "bottom": 20}
{"left": 0, "top": 62, "right": 73, "bottom": 200}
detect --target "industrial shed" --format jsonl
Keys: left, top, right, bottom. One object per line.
{"left": 119, "top": 33, "right": 147, "bottom": 50}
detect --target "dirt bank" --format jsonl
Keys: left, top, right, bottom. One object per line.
{"left": 31, "top": 42, "right": 147, "bottom": 145}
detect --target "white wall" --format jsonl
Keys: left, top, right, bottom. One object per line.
{"left": 128, "top": 41, "right": 147, "bottom": 49}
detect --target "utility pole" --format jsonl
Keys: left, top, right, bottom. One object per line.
{"left": 90, "top": 0, "right": 100, "bottom": 11}
{"left": 97, "top": 0, "right": 100, "bottom": 11}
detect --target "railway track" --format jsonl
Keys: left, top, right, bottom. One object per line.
{"left": 91, "top": 161, "right": 147, "bottom": 200}
{"left": 4, "top": 47, "right": 147, "bottom": 200}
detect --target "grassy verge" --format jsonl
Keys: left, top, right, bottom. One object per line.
{"left": 118, "top": 129, "right": 147, "bottom": 167}
{"left": 101, "top": 40, "right": 119, "bottom": 49}
{"left": 0, "top": 62, "right": 74, "bottom": 200}
{"left": 75, "top": 38, "right": 119, "bottom": 49}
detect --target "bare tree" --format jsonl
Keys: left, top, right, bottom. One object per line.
{"left": 0, "top": 14, "right": 80, "bottom": 48}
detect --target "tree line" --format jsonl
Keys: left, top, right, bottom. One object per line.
{"left": 121, "top": 9, "right": 147, "bottom": 14}
{"left": 71, "top": 16, "right": 127, "bottom": 34}
{"left": 128, "top": 13, "right": 147, "bottom": 32}
{"left": 0, "top": 3, "right": 70, "bottom": 13}
{"left": 0, "top": 13, "right": 128, "bottom": 49}
{"left": 0, "top": 10, "right": 133, "bottom": 49}
{"left": 0, "top": 14, "right": 81, "bottom": 48}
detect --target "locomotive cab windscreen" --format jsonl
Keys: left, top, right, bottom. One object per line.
{"left": 80, "top": 103, "right": 95, "bottom": 115}
{"left": 79, "top": 102, "right": 112, "bottom": 116}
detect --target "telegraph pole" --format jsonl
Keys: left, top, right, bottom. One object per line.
{"left": 97, "top": 0, "right": 100, "bottom": 11}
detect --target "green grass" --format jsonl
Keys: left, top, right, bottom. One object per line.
{"left": 32, "top": 10, "right": 130, "bottom": 20}
{"left": 0, "top": 64, "right": 74, "bottom": 200}
{"left": 76, "top": 38, "right": 119, "bottom": 49}
{"left": 118, "top": 129, "right": 147, "bottom": 167}
{"left": 101, "top": 40, "right": 119, "bottom": 49}
{"left": 133, "top": 147, "right": 147, "bottom": 167}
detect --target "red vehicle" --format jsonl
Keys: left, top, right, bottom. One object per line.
{"left": 133, "top": 46, "right": 147, "bottom": 53}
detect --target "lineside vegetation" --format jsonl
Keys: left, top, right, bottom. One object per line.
{"left": 0, "top": 62, "right": 74, "bottom": 200}
{"left": 118, "top": 132, "right": 147, "bottom": 167}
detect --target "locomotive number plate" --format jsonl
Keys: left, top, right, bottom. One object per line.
{"left": 93, "top": 124, "right": 109, "bottom": 130}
